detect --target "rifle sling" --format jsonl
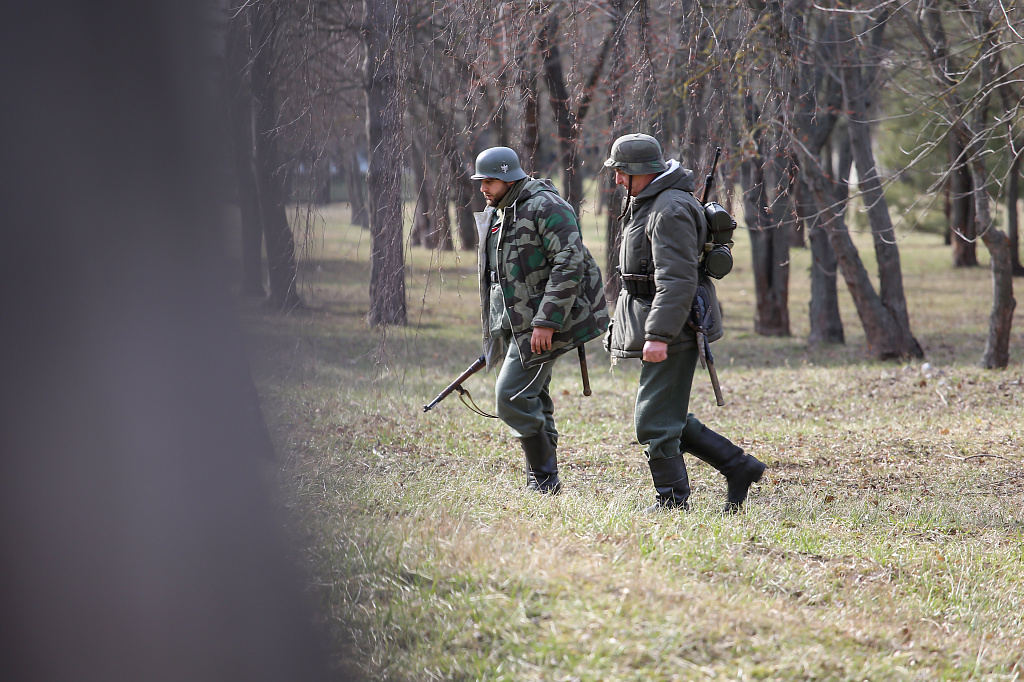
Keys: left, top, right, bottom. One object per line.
{"left": 457, "top": 385, "right": 499, "bottom": 419}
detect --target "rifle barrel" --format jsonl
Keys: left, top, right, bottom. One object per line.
{"left": 701, "top": 146, "right": 722, "bottom": 204}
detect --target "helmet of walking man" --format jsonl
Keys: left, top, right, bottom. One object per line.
{"left": 471, "top": 146, "right": 529, "bottom": 182}
{"left": 603, "top": 133, "right": 668, "bottom": 175}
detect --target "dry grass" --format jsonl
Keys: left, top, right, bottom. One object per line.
{"left": 240, "top": 202, "right": 1024, "bottom": 681}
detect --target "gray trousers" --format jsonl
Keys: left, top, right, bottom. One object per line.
{"left": 494, "top": 337, "right": 556, "bottom": 441}
{"left": 634, "top": 346, "right": 699, "bottom": 461}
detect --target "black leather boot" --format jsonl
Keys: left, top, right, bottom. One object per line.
{"left": 646, "top": 455, "right": 690, "bottom": 512}
{"left": 520, "top": 432, "right": 562, "bottom": 494}
{"left": 682, "top": 420, "right": 765, "bottom": 513}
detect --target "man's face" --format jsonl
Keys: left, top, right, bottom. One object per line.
{"left": 480, "top": 177, "right": 513, "bottom": 206}
{"left": 614, "top": 168, "right": 655, "bottom": 197}
{"left": 613, "top": 169, "right": 632, "bottom": 192}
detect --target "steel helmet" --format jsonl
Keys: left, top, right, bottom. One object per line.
{"left": 603, "top": 133, "right": 668, "bottom": 175}
{"left": 471, "top": 146, "right": 528, "bottom": 182}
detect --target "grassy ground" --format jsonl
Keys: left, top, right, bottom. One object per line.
{"left": 239, "top": 202, "right": 1024, "bottom": 681}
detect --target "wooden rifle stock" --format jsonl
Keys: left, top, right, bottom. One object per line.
{"left": 706, "top": 351, "right": 725, "bottom": 407}
{"left": 578, "top": 345, "right": 592, "bottom": 396}
{"left": 423, "top": 355, "right": 486, "bottom": 412}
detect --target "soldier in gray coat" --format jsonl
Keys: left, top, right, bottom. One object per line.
{"left": 603, "top": 134, "right": 765, "bottom": 513}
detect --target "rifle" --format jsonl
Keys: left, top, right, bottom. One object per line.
{"left": 701, "top": 146, "right": 721, "bottom": 204}
{"left": 422, "top": 355, "right": 496, "bottom": 417}
{"left": 424, "top": 345, "right": 592, "bottom": 416}
{"left": 687, "top": 148, "right": 730, "bottom": 406}
{"left": 688, "top": 287, "right": 725, "bottom": 407}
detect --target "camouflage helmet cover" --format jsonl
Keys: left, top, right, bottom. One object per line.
{"left": 603, "top": 133, "right": 668, "bottom": 175}
{"left": 471, "top": 146, "right": 529, "bottom": 182}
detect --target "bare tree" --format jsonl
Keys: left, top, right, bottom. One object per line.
{"left": 225, "top": 6, "right": 267, "bottom": 297}
{"left": 537, "top": 8, "right": 614, "bottom": 215}
{"left": 602, "top": 0, "right": 630, "bottom": 307}
{"left": 741, "top": 91, "right": 794, "bottom": 337}
{"left": 250, "top": 1, "right": 301, "bottom": 311}
{"left": 405, "top": 3, "right": 487, "bottom": 251}
{"left": 789, "top": 5, "right": 845, "bottom": 345}
{"left": 1009, "top": 153, "right": 1023, "bottom": 276}
{"left": 949, "top": 134, "right": 979, "bottom": 266}
{"left": 730, "top": 1, "right": 796, "bottom": 337}
{"left": 834, "top": 9, "right": 922, "bottom": 358}
{"left": 908, "top": 0, "right": 1017, "bottom": 367}
{"left": 343, "top": 147, "right": 369, "bottom": 229}
{"left": 409, "top": 138, "right": 435, "bottom": 248}
{"left": 782, "top": 4, "right": 922, "bottom": 359}
{"left": 362, "top": 0, "right": 407, "bottom": 326}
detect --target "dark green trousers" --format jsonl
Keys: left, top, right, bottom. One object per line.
{"left": 494, "top": 337, "right": 556, "bottom": 440}
{"left": 634, "top": 346, "right": 698, "bottom": 461}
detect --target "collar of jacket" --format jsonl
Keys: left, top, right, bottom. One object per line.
{"left": 495, "top": 178, "right": 527, "bottom": 210}
{"left": 634, "top": 160, "right": 695, "bottom": 201}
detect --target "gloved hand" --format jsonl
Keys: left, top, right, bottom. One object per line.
{"left": 603, "top": 320, "right": 614, "bottom": 353}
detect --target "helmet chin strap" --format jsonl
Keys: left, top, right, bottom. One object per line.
{"left": 616, "top": 173, "right": 633, "bottom": 221}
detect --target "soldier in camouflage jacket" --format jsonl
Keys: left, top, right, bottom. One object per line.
{"left": 472, "top": 147, "right": 608, "bottom": 494}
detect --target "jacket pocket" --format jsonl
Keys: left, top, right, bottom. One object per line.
{"left": 610, "top": 294, "right": 651, "bottom": 354}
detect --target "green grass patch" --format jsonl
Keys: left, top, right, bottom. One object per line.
{"left": 240, "top": 203, "right": 1024, "bottom": 680}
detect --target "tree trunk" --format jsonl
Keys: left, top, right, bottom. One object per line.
{"left": 803, "top": 156, "right": 913, "bottom": 359}
{"left": 605, "top": 178, "right": 625, "bottom": 308}
{"left": 250, "top": 3, "right": 300, "bottom": 312}
{"left": 452, "top": 166, "right": 478, "bottom": 251}
{"left": 800, "top": 168, "right": 844, "bottom": 346}
{"left": 539, "top": 14, "right": 582, "bottom": 214}
{"left": 943, "top": 170, "right": 952, "bottom": 246}
{"left": 796, "top": 60, "right": 924, "bottom": 361}
{"left": 437, "top": 111, "right": 477, "bottom": 251}
{"left": 969, "top": 0, "right": 1015, "bottom": 368}
{"left": 950, "top": 134, "right": 978, "bottom": 267}
{"left": 521, "top": 65, "right": 540, "bottom": 176}
{"left": 413, "top": 72, "right": 476, "bottom": 251}
{"left": 493, "top": 69, "right": 509, "bottom": 149}
{"left": 788, "top": 3, "right": 843, "bottom": 345}
{"left": 603, "top": 0, "right": 628, "bottom": 308}
{"left": 836, "top": 12, "right": 922, "bottom": 358}
{"left": 537, "top": 11, "right": 613, "bottom": 216}
{"left": 741, "top": 95, "right": 791, "bottom": 337}
{"left": 1008, "top": 154, "right": 1023, "bottom": 276}
{"left": 916, "top": 0, "right": 1015, "bottom": 367}
{"left": 972, "top": 160, "right": 1016, "bottom": 368}
{"left": 431, "top": 159, "right": 454, "bottom": 252}
{"left": 738, "top": 0, "right": 796, "bottom": 336}
{"left": 410, "top": 141, "right": 434, "bottom": 248}
{"left": 224, "top": 9, "right": 265, "bottom": 297}
{"left": 790, "top": 217, "right": 807, "bottom": 249}
{"left": 363, "top": 0, "right": 406, "bottom": 326}
{"left": 345, "top": 148, "right": 369, "bottom": 229}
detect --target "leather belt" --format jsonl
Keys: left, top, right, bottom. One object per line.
{"left": 620, "top": 272, "right": 655, "bottom": 296}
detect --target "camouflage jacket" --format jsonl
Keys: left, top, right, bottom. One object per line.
{"left": 477, "top": 178, "right": 609, "bottom": 369}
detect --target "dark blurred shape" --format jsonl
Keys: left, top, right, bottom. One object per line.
{"left": 0, "top": 3, "right": 339, "bottom": 680}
